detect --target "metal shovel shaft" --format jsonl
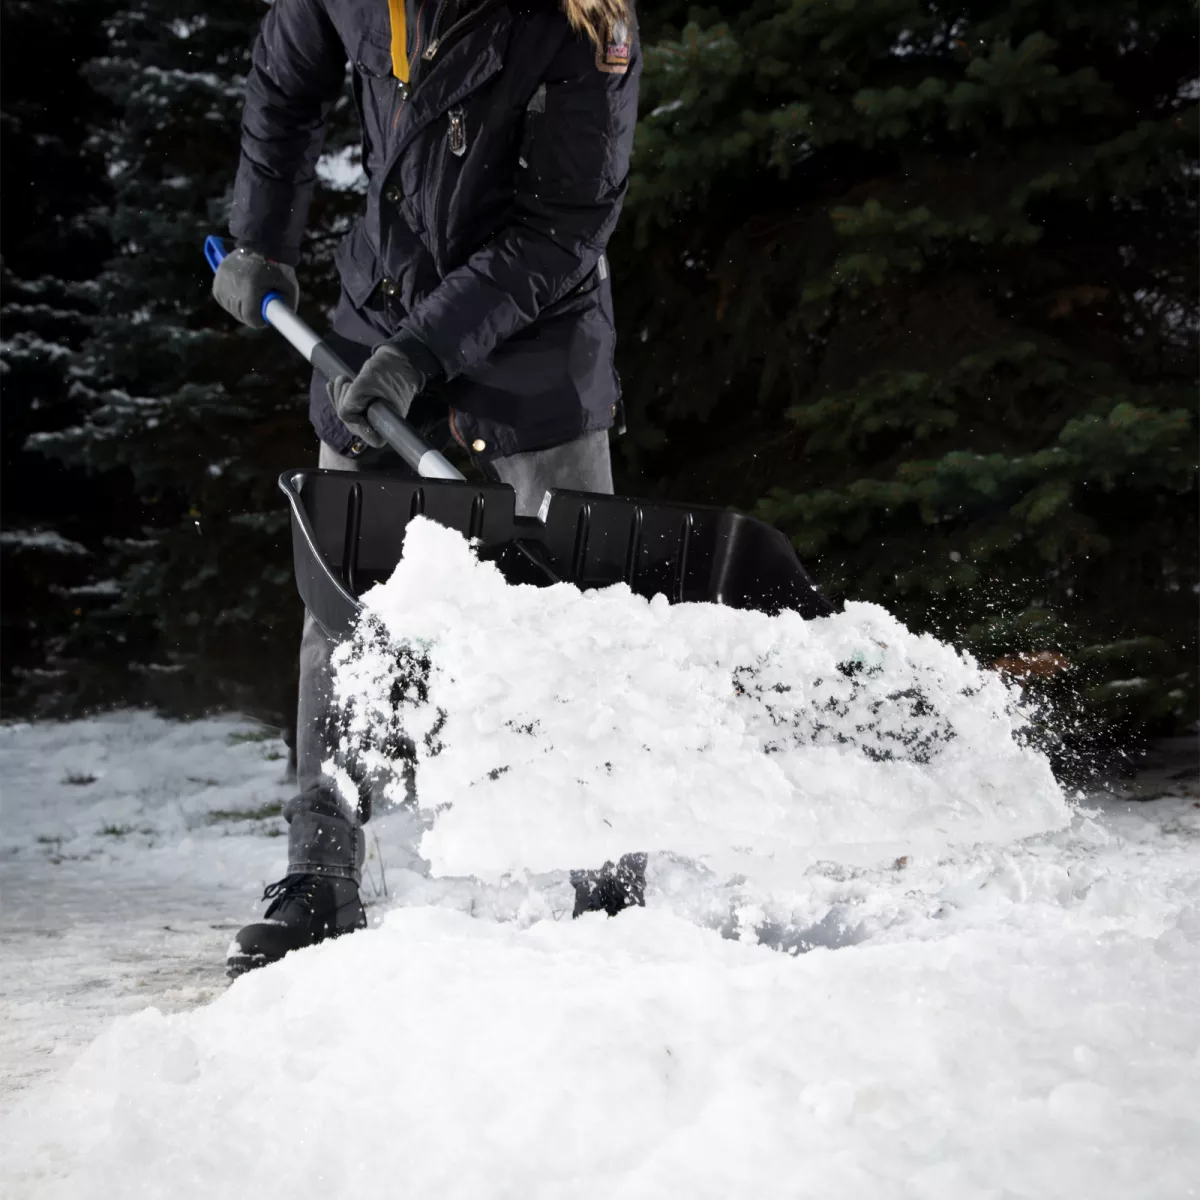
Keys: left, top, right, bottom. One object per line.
{"left": 204, "top": 236, "right": 463, "bottom": 481}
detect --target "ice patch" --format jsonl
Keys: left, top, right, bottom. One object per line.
{"left": 332, "top": 518, "right": 1068, "bottom": 881}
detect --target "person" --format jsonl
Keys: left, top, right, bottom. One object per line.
{"left": 213, "top": 0, "right": 643, "bottom": 976}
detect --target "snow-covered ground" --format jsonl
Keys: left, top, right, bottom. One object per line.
{"left": 0, "top": 714, "right": 296, "bottom": 1104}
{"left": 0, "top": 712, "right": 1196, "bottom": 1197}
{"left": 1, "top": 526, "right": 1198, "bottom": 1197}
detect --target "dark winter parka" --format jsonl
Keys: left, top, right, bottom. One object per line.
{"left": 231, "top": 0, "right": 641, "bottom": 459}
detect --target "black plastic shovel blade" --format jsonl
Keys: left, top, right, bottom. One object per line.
{"left": 279, "top": 469, "right": 832, "bottom": 639}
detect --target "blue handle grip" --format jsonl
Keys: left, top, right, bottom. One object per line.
{"left": 203, "top": 235, "right": 227, "bottom": 273}
{"left": 207, "top": 237, "right": 281, "bottom": 325}
{"left": 208, "top": 237, "right": 282, "bottom": 326}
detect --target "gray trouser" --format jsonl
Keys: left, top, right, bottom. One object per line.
{"left": 287, "top": 430, "right": 615, "bottom": 883}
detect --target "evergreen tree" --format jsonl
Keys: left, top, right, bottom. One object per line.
{"left": 616, "top": 0, "right": 1198, "bottom": 762}
{"left": 0, "top": 0, "right": 126, "bottom": 712}
{"left": 35, "top": 0, "right": 361, "bottom": 723}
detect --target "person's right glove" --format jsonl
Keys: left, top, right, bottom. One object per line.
{"left": 211, "top": 247, "right": 300, "bottom": 329}
{"left": 329, "top": 344, "right": 429, "bottom": 449}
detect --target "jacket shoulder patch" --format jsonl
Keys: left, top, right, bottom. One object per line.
{"left": 596, "top": 19, "right": 631, "bottom": 74}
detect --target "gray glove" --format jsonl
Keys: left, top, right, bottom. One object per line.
{"left": 330, "top": 344, "right": 426, "bottom": 449}
{"left": 211, "top": 247, "right": 299, "bottom": 329}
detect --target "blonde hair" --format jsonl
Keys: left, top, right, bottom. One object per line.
{"left": 562, "top": 0, "right": 631, "bottom": 51}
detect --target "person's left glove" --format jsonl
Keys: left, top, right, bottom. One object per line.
{"left": 330, "top": 344, "right": 428, "bottom": 449}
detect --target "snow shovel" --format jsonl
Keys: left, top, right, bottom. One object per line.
{"left": 205, "top": 237, "right": 831, "bottom": 639}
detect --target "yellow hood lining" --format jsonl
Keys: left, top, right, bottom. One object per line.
{"left": 388, "top": 0, "right": 409, "bottom": 83}
{"left": 389, "top": 0, "right": 632, "bottom": 78}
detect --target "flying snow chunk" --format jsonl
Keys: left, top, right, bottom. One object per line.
{"left": 332, "top": 518, "right": 1067, "bottom": 881}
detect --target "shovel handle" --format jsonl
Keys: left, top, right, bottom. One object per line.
{"left": 204, "top": 236, "right": 464, "bottom": 481}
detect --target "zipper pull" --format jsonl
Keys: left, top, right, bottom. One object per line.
{"left": 448, "top": 107, "right": 467, "bottom": 157}
{"left": 422, "top": 39, "right": 440, "bottom": 62}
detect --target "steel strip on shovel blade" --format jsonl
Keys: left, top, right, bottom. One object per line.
{"left": 279, "top": 469, "right": 831, "bottom": 640}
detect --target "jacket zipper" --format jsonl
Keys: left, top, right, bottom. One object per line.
{"left": 391, "top": 0, "right": 497, "bottom": 152}
{"left": 421, "top": 0, "right": 450, "bottom": 64}
{"left": 448, "top": 407, "right": 469, "bottom": 450}
{"left": 421, "top": 0, "right": 504, "bottom": 67}
{"left": 447, "top": 107, "right": 467, "bottom": 156}
{"left": 392, "top": 0, "right": 432, "bottom": 128}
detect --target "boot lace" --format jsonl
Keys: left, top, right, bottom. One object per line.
{"left": 261, "top": 873, "right": 323, "bottom": 920}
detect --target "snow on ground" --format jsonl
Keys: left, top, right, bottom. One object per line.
{"left": 0, "top": 736, "right": 1196, "bottom": 1198}
{"left": 1, "top": 524, "right": 1198, "bottom": 1197}
{"left": 0, "top": 714, "right": 296, "bottom": 1103}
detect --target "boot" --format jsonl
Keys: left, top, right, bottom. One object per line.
{"left": 227, "top": 873, "right": 366, "bottom": 978}
{"left": 570, "top": 852, "right": 647, "bottom": 918}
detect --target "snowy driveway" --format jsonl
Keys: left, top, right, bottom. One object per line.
{"left": 0, "top": 714, "right": 296, "bottom": 1103}
{"left": 1, "top": 713, "right": 1199, "bottom": 1198}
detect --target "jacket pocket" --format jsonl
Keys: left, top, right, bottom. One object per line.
{"left": 333, "top": 219, "right": 381, "bottom": 310}
{"left": 418, "top": 119, "right": 455, "bottom": 273}
{"left": 402, "top": 50, "right": 505, "bottom": 265}
{"left": 517, "top": 84, "right": 545, "bottom": 171}
{"left": 539, "top": 254, "right": 609, "bottom": 321}
{"left": 351, "top": 30, "right": 399, "bottom": 172}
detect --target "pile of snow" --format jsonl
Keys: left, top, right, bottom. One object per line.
{"left": 333, "top": 518, "right": 1067, "bottom": 880}
{"left": 3, "top": 529, "right": 1197, "bottom": 1199}
{"left": 5, "top": 798, "right": 1200, "bottom": 1198}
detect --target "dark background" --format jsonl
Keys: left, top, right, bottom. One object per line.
{"left": 2, "top": 0, "right": 1196, "bottom": 778}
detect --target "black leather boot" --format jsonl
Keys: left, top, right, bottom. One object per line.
{"left": 227, "top": 873, "right": 366, "bottom": 977}
{"left": 570, "top": 852, "right": 647, "bottom": 918}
